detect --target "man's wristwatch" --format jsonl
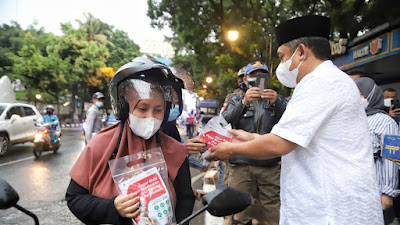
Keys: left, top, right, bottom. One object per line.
{"left": 241, "top": 98, "right": 249, "bottom": 107}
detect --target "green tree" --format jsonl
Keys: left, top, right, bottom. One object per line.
{"left": 106, "top": 29, "right": 141, "bottom": 68}
{"left": 0, "top": 22, "right": 24, "bottom": 77}
{"left": 56, "top": 22, "right": 108, "bottom": 120}
{"left": 75, "top": 12, "right": 114, "bottom": 44}
{"left": 148, "top": 0, "right": 293, "bottom": 102}
{"left": 148, "top": 0, "right": 399, "bottom": 101}
{"left": 8, "top": 31, "right": 69, "bottom": 112}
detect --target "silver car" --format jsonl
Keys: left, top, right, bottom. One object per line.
{"left": 0, "top": 103, "right": 42, "bottom": 156}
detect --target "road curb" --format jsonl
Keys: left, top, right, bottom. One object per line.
{"left": 60, "top": 123, "right": 82, "bottom": 128}
{"left": 203, "top": 169, "right": 223, "bottom": 225}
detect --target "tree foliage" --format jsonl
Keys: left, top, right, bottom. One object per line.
{"left": 1, "top": 13, "right": 141, "bottom": 118}
{"left": 0, "top": 22, "right": 24, "bottom": 76}
{"left": 148, "top": 0, "right": 399, "bottom": 102}
{"left": 106, "top": 29, "right": 141, "bottom": 69}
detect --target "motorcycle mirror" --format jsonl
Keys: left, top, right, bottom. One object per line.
{"left": 0, "top": 178, "right": 19, "bottom": 209}
{"left": 178, "top": 187, "right": 252, "bottom": 225}
{"left": 202, "top": 187, "right": 253, "bottom": 217}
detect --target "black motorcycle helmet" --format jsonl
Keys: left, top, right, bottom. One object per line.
{"left": 110, "top": 57, "right": 178, "bottom": 122}
{"left": 109, "top": 57, "right": 180, "bottom": 159}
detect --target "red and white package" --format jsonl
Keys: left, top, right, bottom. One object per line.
{"left": 188, "top": 116, "right": 232, "bottom": 170}
{"left": 109, "top": 148, "right": 175, "bottom": 225}
{"left": 119, "top": 167, "right": 173, "bottom": 225}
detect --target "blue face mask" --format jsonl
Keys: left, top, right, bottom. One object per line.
{"left": 246, "top": 77, "right": 256, "bottom": 87}
{"left": 95, "top": 101, "right": 104, "bottom": 108}
{"left": 168, "top": 106, "right": 180, "bottom": 122}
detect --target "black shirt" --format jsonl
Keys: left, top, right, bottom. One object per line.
{"left": 66, "top": 158, "right": 195, "bottom": 225}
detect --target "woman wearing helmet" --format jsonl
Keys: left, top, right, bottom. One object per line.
{"left": 66, "top": 57, "right": 195, "bottom": 225}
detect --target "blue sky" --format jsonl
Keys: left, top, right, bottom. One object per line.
{"left": 0, "top": 0, "right": 172, "bottom": 44}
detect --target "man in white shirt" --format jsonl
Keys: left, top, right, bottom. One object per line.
{"left": 206, "top": 15, "right": 383, "bottom": 224}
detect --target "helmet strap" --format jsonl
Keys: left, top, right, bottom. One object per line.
{"left": 156, "top": 131, "right": 161, "bottom": 143}
{"left": 111, "top": 121, "right": 125, "bottom": 160}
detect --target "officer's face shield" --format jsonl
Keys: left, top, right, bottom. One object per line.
{"left": 118, "top": 79, "right": 174, "bottom": 120}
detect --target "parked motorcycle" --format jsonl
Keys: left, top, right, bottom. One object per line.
{"left": 0, "top": 177, "right": 252, "bottom": 225}
{"left": 33, "top": 122, "right": 61, "bottom": 158}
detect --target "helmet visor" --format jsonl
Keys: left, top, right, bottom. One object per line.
{"left": 118, "top": 79, "right": 174, "bottom": 105}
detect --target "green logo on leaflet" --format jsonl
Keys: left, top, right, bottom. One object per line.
{"left": 158, "top": 213, "right": 162, "bottom": 218}
{"left": 163, "top": 210, "right": 167, "bottom": 215}
{"left": 160, "top": 202, "right": 165, "bottom": 207}
{"left": 166, "top": 200, "right": 169, "bottom": 204}
{"left": 168, "top": 207, "right": 171, "bottom": 211}
{"left": 154, "top": 205, "right": 159, "bottom": 210}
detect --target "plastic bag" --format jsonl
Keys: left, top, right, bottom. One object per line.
{"left": 108, "top": 147, "right": 175, "bottom": 225}
{"left": 188, "top": 116, "right": 232, "bottom": 171}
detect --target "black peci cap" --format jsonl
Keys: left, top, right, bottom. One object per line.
{"left": 275, "top": 15, "right": 330, "bottom": 47}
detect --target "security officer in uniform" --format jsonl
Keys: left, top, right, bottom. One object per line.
{"left": 85, "top": 92, "right": 105, "bottom": 143}
{"left": 222, "top": 61, "right": 286, "bottom": 225}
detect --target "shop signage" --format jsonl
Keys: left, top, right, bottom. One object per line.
{"left": 370, "top": 38, "right": 383, "bottom": 55}
{"left": 353, "top": 37, "right": 383, "bottom": 59}
{"left": 330, "top": 38, "right": 347, "bottom": 56}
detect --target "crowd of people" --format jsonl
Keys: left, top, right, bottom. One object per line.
{"left": 64, "top": 15, "right": 400, "bottom": 225}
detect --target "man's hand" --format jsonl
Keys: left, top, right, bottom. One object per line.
{"left": 228, "top": 129, "right": 258, "bottom": 143}
{"left": 244, "top": 87, "right": 261, "bottom": 106}
{"left": 389, "top": 105, "right": 400, "bottom": 118}
{"left": 381, "top": 194, "right": 393, "bottom": 210}
{"left": 261, "top": 89, "right": 278, "bottom": 104}
{"left": 205, "top": 142, "right": 235, "bottom": 161}
{"left": 184, "top": 138, "right": 207, "bottom": 154}
{"left": 114, "top": 193, "right": 140, "bottom": 218}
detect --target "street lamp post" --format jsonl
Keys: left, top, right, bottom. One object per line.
{"left": 34, "top": 94, "right": 41, "bottom": 107}
{"left": 227, "top": 29, "right": 249, "bottom": 59}
{"left": 227, "top": 30, "right": 239, "bottom": 41}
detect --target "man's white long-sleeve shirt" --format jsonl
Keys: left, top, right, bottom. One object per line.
{"left": 271, "top": 60, "right": 383, "bottom": 225}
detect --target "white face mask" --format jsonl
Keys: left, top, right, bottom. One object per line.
{"left": 384, "top": 98, "right": 393, "bottom": 107}
{"left": 128, "top": 114, "right": 163, "bottom": 140}
{"left": 276, "top": 47, "right": 306, "bottom": 88}
{"left": 360, "top": 85, "right": 376, "bottom": 110}
{"left": 360, "top": 97, "right": 369, "bottom": 109}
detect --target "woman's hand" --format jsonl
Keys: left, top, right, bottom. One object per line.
{"left": 114, "top": 193, "right": 140, "bottom": 218}
{"left": 184, "top": 138, "right": 207, "bottom": 154}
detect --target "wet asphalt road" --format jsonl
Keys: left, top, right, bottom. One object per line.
{"left": 0, "top": 128, "right": 85, "bottom": 225}
{"left": 0, "top": 128, "right": 206, "bottom": 225}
